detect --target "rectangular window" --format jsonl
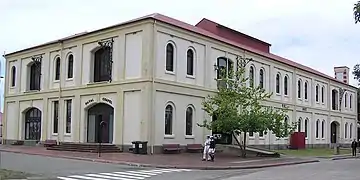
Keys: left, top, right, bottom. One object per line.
{"left": 53, "top": 101, "right": 59, "bottom": 134}
{"left": 66, "top": 99, "right": 72, "bottom": 134}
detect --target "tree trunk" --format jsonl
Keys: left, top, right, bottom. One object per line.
{"left": 242, "top": 133, "right": 247, "bottom": 158}
{"left": 232, "top": 131, "right": 243, "bottom": 151}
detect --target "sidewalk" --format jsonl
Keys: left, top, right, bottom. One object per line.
{"left": 0, "top": 145, "right": 319, "bottom": 170}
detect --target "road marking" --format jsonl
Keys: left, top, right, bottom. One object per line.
{"left": 57, "top": 168, "right": 192, "bottom": 180}
{"left": 58, "top": 169, "right": 191, "bottom": 180}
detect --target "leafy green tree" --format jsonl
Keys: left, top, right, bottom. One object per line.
{"left": 199, "top": 56, "right": 296, "bottom": 157}
{"left": 354, "top": 1, "right": 360, "bottom": 24}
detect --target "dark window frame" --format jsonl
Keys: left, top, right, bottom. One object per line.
{"left": 165, "top": 43, "right": 175, "bottom": 72}
{"left": 165, "top": 104, "right": 173, "bottom": 135}
{"left": 29, "top": 62, "right": 41, "bottom": 91}
{"left": 186, "top": 49, "right": 194, "bottom": 76}
{"left": 65, "top": 99, "right": 72, "bottom": 134}
{"left": 67, "top": 54, "right": 74, "bottom": 79}
{"left": 259, "top": 69, "right": 264, "bottom": 89}
{"left": 185, "top": 106, "right": 193, "bottom": 136}
{"left": 11, "top": 66, "right": 16, "bottom": 87}
{"left": 55, "top": 57, "right": 60, "bottom": 81}
{"left": 275, "top": 73, "right": 280, "bottom": 94}
{"left": 53, "top": 101, "right": 59, "bottom": 134}
{"left": 94, "top": 47, "right": 112, "bottom": 82}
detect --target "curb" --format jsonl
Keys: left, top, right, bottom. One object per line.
{"left": 0, "top": 149, "right": 320, "bottom": 170}
{"left": 332, "top": 156, "right": 360, "bottom": 161}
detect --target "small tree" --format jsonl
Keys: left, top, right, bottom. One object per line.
{"left": 354, "top": 1, "right": 360, "bottom": 24}
{"left": 199, "top": 56, "right": 296, "bottom": 157}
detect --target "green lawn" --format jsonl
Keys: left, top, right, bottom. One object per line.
{"left": 0, "top": 169, "right": 34, "bottom": 179}
{"left": 276, "top": 148, "right": 351, "bottom": 157}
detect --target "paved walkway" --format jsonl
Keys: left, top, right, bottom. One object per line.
{"left": 0, "top": 145, "right": 319, "bottom": 170}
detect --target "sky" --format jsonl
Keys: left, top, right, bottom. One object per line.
{"left": 0, "top": 0, "right": 360, "bottom": 111}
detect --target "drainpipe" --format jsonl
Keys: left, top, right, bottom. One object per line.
{"left": 150, "top": 20, "right": 157, "bottom": 154}
{"left": 57, "top": 40, "right": 64, "bottom": 144}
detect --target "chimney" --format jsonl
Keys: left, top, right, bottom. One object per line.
{"left": 334, "top": 66, "right": 350, "bottom": 84}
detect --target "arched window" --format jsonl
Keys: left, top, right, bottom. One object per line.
{"left": 321, "top": 86, "right": 325, "bottom": 103}
{"left": 284, "top": 116, "right": 289, "bottom": 129}
{"left": 249, "top": 66, "right": 255, "bottom": 87}
{"left": 29, "top": 62, "right": 41, "bottom": 91}
{"left": 350, "top": 94, "right": 353, "bottom": 109}
{"left": 305, "top": 118, "right": 308, "bottom": 138}
{"left": 284, "top": 76, "right": 288, "bottom": 95}
{"left": 11, "top": 66, "right": 16, "bottom": 87}
{"left": 259, "top": 69, "right": 264, "bottom": 89}
{"left": 350, "top": 123, "right": 353, "bottom": 139}
{"left": 332, "top": 89, "right": 339, "bottom": 110}
{"left": 345, "top": 123, "right": 348, "bottom": 138}
{"left": 55, "top": 57, "right": 60, "bottom": 81}
{"left": 315, "top": 84, "right": 319, "bottom": 102}
{"left": 276, "top": 73, "right": 280, "bottom": 94}
{"left": 164, "top": 104, "right": 174, "bottom": 135}
{"left": 316, "top": 120, "right": 320, "bottom": 138}
{"left": 94, "top": 47, "right": 112, "bottom": 82}
{"left": 298, "top": 118, "right": 302, "bottom": 132}
{"left": 304, "top": 81, "right": 308, "bottom": 100}
{"left": 186, "top": 49, "right": 194, "bottom": 76}
{"left": 185, "top": 106, "right": 193, "bottom": 136}
{"left": 297, "top": 80, "right": 302, "bottom": 98}
{"left": 344, "top": 93, "right": 348, "bottom": 108}
{"left": 166, "top": 43, "right": 175, "bottom": 72}
{"left": 321, "top": 120, "right": 325, "bottom": 138}
{"left": 67, "top": 54, "right": 74, "bottom": 79}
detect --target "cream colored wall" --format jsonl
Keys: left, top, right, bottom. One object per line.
{"left": 2, "top": 20, "right": 154, "bottom": 144}
{"left": 152, "top": 21, "right": 358, "bottom": 146}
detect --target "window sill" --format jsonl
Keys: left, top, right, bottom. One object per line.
{"left": 64, "top": 133, "right": 71, "bottom": 137}
{"left": 165, "top": 71, "right": 175, "bottom": 75}
{"left": 315, "top": 101, "right": 320, "bottom": 104}
{"left": 284, "top": 94, "right": 289, "bottom": 97}
{"left": 304, "top": 99, "right": 309, "bottom": 102}
{"left": 52, "top": 133, "right": 58, "bottom": 136}
{"left": 53, "top": 80, "right": 60, "bottom": 83}
{"left": 315, "top": 138, "right": 320, "bottom": 140}
{"left": 10, "top": 86, "right": 15, "bottom": 89}
{"left": 164, "top": 134, "right": 175, "bottom": 139}
{"left": 24, "top": 90, "right": 40, "bottom": 93}
{"left": 186, "top": 75, "right": 195, "bottom": 79}
{"left": 87, "top": 81, "right": 110, "bottom": 86}
{"left": 65, "top": 78, "right": 74, "bottom": 82}
{"left": 185, "top": 135, "right": 194, "bottom": 139}
{"left": 297, "top": 98, "right": 302, "bottom": 100}
{"left": 259, "top": 136, "right": 265, "bottom": 140}
{"left": 248, "top": 136, "right": 255, "bottom": 139}
{"left": 275, "top": 93, "right": 281, "bottom": 96}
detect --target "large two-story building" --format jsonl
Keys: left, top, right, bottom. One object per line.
{"left": 2, "top": 13, "right": 357, "bottom": 153}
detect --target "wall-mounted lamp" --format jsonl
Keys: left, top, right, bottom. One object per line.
{"left": 213, "top": 63, "right": 218, "bottom": 71}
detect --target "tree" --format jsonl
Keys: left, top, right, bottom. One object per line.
{"left": 199, "top": 56, "right": 296, "bottom": 157}
{"left": 354, "top": 1, "right": 360, "bottom": 24}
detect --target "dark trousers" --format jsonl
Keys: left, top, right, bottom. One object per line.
{"left": 352, "top": 148, "right": 357, "bottom": 156}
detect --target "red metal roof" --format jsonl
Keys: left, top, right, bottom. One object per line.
{"left": 4, "top": 13, "right": 356, "bottom": 89}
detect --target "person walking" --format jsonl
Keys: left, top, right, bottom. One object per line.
{"left": 351, "top": 139, "right": 357, "bottom": 156}
{"left": 202, "top": 135, "right": 210, "bottom": 161}
{"left": 208, "top": 136, "right": 216, "bottom": 162}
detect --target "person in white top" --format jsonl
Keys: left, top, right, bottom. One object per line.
{"left": 202, "top": 135, "right": 211, "bottom": 161}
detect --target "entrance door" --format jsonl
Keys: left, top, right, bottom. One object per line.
{"left": 87, "top": 103, "right": 114, "bottom": 143}
{"left": 25, "top": 108, "right": 42, "bottom": 141}
{"left": 331, "top": 122, "right": 338, "bottom": 143}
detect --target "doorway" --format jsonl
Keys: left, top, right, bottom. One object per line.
{"left": 87, "top": 103, "right": 114, "bottom": 143}
{"left": 330, "top": 121, "right": 339, "bottom": 143}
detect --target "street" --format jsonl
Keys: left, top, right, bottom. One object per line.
{"left": 223, "top": 158, "right": 360, "bottom": 180}
{"left": 0, "top": 152, "right": 260, "bottom": 179}
{"left": 1, "top": 151, "right": 360, "bottom": 179}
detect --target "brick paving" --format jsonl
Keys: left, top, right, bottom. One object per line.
{"left": 0, "top": 145, "right": 319, "bottom": 169}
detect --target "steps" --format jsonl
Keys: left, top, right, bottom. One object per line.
{"left": 46, "top": 142, "right": 122, "bottom": 153}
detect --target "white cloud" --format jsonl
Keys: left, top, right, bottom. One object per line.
{"left": 0, "top": 0, "right": 359, "bottom": 111}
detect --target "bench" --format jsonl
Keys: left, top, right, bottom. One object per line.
{"left": 186, "top": 144, "right": 203, "bottom": 153}
{"left": 163, "top": 144, "right": 181, "bottom": 154}
{"left": 11, "top": 140, "right": 24, "bottom": 145}
{"left": 43, "top": 140, "right": 57, "bottom": 147}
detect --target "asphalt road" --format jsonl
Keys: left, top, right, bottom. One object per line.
{"left": 222, "top": 158, "right": 360, "bottom": 180}
{"left": 0, "top": 152, "right": 261, "bottom": 180}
